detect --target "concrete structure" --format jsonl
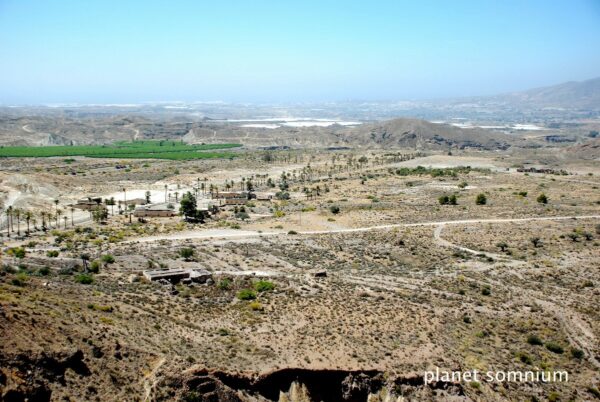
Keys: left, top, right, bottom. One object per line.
{"left": 213, "top": 191, "right": 249, "bottom": 206}
{"left": 215, "top": 191, "right": 249, "bottom": 199}
{"left": 133, "top": 203, "right": 177, "bottom": 218}
{"left": 220, "top": 197, "right": 248, "bottom": 206}
{"left": 189, "top": 269, "right": 212, "bottom": 283}
{"left": 143, "top": 268, "right": 212, "bottom": 283}
{"left": 72, "top": 198, "right": 103, "bottom": 211}
{"left": 253, "top": 192, "right": 274, "bottom": 201}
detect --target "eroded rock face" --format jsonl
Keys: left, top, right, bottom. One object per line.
{"left": 162, "top": 368, "right": 466, "bottom": 402}
{"left": 0, "top": 349, "right": 90, "bottom": 401}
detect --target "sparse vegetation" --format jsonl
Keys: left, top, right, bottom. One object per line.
{"left": 545, "top": 342, "right": 564, "bottom": 354}
{"left": 254, "top": 280, "right": 275, "bottom": 292}
{"left": 475, "top": 193, "right": 487, "bottom": 205}
{"left": 217, "top": 278, "right": 233, "bottom": 290}
{"left": 179, "top": 247, "right": 195, "bottom": 260}
{"left": 74, "top": 274, "right": 94, "bottom": 284}
{"left": 537, "top": 193, "right": 548, "bottom": 204}
{"left": 101, "top": 254, "right": 115, "bottom": 264}
{"left": 237, "top": 289, "right": 257, "bottom": 300}
{"left": 527, "top": 334, "right": 543, "bottom": 346}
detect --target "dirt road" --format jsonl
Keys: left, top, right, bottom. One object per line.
{"left": 126, "top": 214, "right": 600, "bottom": 243}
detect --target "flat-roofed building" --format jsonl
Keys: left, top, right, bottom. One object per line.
{"left": 143, "top": 268, "right": 212, "bottom": 283}
{"left": 133, "top": 203, "right": 177, "bottom": 217}
{"left": 72, "top": 197, "right": 103, "bottom": 211}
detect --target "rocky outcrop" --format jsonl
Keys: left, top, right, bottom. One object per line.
{"left": 163, "top": 368, "right": 467, "bottom": 402}
{"left": 40, "top": 133, "right": 74, "bottom": 146}
{"left": 0, "top": 349, "right": 90, "bottom": 401}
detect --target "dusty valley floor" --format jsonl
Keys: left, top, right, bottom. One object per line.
{"left": 1, "top": 148, "right": 599, "bottom": 401}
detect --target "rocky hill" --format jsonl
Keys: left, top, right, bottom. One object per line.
{"left": 566, "top": 137, "right": 600, "bottom": 160}
{"left": 340, "top": 118, "right": 516, "bottom": 150}
{"left": 0, "top": 110, "right": 522, "bottom": 151}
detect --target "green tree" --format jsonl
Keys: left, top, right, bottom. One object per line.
{"left": 235, "top": 211, "right": 250, "bottom": 221}
{"left": 92, "top": 206, "right": 108, "bottom": 223}
{"left": 106, "top": 197, "right": 116, "bottom": 215}
{"left": 537, "top": 193, "right": 548, "bottom": 204}
{"left": 475, "top": 193, "right": 487, "bottom": 205}
{"left": 179, "top": 191, "right": 197, "bottom": 219}
{"left": 24, "top": 211, "right": 32, "bottom": 235}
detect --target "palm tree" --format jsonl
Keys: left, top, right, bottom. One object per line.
{"left": 70, "top": 207, "right": 75, "bottom": 226}
{"left": 40, "top": 211, "right": 47, "bottom": 231}
{"left": 24, "top": 211, "right": 32, "bottom": 235}
{"left": 5, "top": 208, "right": 10, "bottom": 237}
{"left": 7, "top": 206, "right": 13, "bottom": 233}
{"left": 15, "top": 208, "right": 21, "bottom": 236}
{"left": 56, "top": 209, "right": 62, "bottom": 228}
{"left": 63, "top": 216, "right": 68, "bottom": 229}
{"left": 54, "top": 199, "right": 59, "bottom": 222}
{"left": 164, "top": 184, "right": 168, "bottom": 202}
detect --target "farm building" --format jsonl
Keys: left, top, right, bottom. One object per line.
{"left": 214, "top": 191, "right": 249, "bottom": 199}
{"left": 213, "top": 191, "right": 249, "bottom": 206}
{"left": 72, "top": 197, "right": 103, "bottom": 211}
{"left": 220, "top": 197, "right": 248, "bottom": 206}
{"left": 252, "top": 192, "right": 274, "bottom": 201}
{"left": 133, "top": 203, "right": 177, "bottom": 217}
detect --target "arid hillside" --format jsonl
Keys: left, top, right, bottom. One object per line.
{"left": 0, "top": 109, "right": 548, "bottom": 151}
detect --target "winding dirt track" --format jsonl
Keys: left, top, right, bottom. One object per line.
{"left": 126, "top": 214, "right": 600, "bottom": 243}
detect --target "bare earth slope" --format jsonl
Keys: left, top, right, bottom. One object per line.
{"left": 342, "top": 118, "right": 516, "bottom": 150}
{"left": 0, "top": 110, "right": 520, "bottom": 151}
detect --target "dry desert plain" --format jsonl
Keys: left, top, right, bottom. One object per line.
{"left": 0, "top": 148, "right": 599, "bottom": 401}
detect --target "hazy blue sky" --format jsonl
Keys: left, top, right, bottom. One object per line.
{"left": 1, "top": 0, "right": 599, "bottom": 104}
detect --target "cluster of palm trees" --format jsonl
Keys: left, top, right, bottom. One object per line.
{"left": 263, "top": 152, "right": 422, "bottom": 186}
{"left": 3, "top": 200, "right": 76, "bottom": 238}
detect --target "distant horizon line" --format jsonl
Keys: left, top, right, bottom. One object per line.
{"left": 1, "top": 76, "right": 598, "bottom": 108}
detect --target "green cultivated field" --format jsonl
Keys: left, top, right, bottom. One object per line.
{"left": 0, "top": 141, "right": 242, "bottom": 160}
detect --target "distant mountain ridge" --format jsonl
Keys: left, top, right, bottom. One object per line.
{"left": 467, "top": 77, "right": 600, "bottom": 110}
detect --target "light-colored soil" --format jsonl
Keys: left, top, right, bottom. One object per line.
{"left": 1, "top": 148, "right": 599, "bottom": 401}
